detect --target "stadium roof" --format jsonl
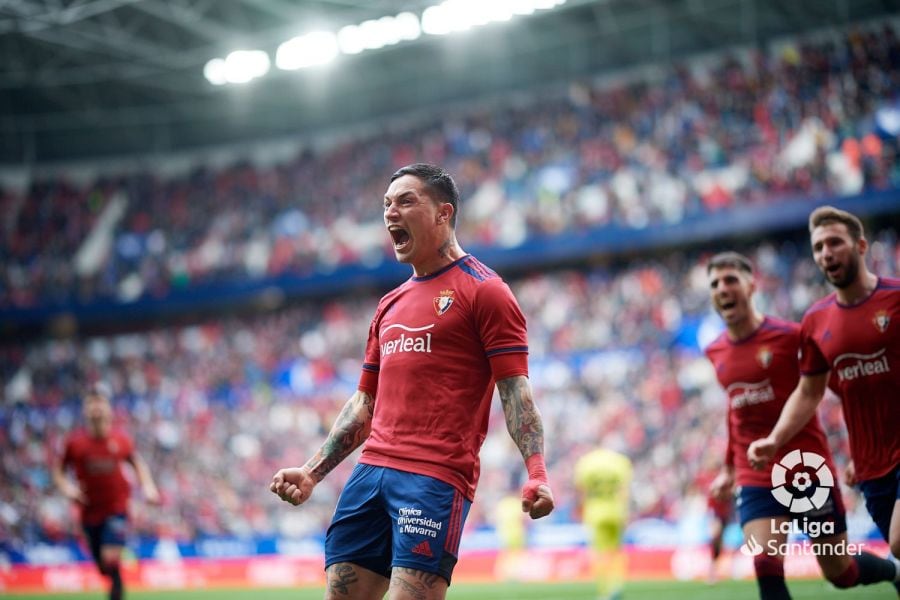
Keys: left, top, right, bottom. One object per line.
{"left": 2, "top": 0, "right": 898, "bottom": 164}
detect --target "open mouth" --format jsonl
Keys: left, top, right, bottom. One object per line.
{"left": 825, "top": 264, "right": 841, "bottom": 275}
{"left": 389, "top": 227, "right": 411, "bottom": 251}
{"left": 718, "top": 300, "right": 736, "bottom": 312}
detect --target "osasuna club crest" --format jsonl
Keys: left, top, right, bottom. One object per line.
{"left": 873, "top": 310, "right": 890, "bottom": 333}
{"left": 756, "top": 346, "right": 773, "bottom": 369}
{"left": 434, "top": 289, "right": 455, "bottom": 316}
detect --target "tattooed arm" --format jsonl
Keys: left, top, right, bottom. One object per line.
{"left": 270, "top": 389, "right": 374, "bottom": 505}
{"left": 496, "top": 375, "right": 555, "bottom": 519}
{"left": 496, "top": 375, "right": 544, "bottom": 458}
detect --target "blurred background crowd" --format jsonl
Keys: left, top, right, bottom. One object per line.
{"left": 2, "top": 19, "right": 900, "bottom": 558}
{"left": 3, "top": 24, "right": 898, "bottom": 308}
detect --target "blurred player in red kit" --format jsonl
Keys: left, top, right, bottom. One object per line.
{"left": 270, "top": 164, "right": 554, "bottom": 600}
{"left": 749, "top": 206, "right": 900, "bottom": 594}
{"left": 52, "top": 383, "right": 160, "bottom": 600}
{"left": 705, "top": 251, "right": 897, "bottom": 599}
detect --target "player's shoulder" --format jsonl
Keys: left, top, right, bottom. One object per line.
{"left": 704, "top": 330, "right": 730, "bottom": 356}
{"left": 62, "top": 429, "right": 92, "bottom": 455}
{"left": 760, "top": 315, "right": 800, "bottom": 336}
{"left": 803, "top": 292, "right": 838, "bottom": 320}
{"left": 375, "top": 280, "right": 411, "bottom": 309}
{"left": 66, "top": 428, "right": 89, "bottom": 445}
{"left": 112, "top": 429, "right": 134, "bottom": 445}
{"left": 876, "top": 276, "right": 900, "bottom": 292}
{"left": 453, "top": 255, "right": 501, "bottom": 285}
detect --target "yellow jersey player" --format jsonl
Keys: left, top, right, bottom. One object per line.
{"left": 494, "top": 494, "right": 527, "bottom": 580}
{"left": 574, "top": 448, "right": 632, "bottom": 600}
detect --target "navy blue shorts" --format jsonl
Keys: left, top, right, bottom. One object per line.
{"left": 82, "top": 513, "right": 128, "bottom": 564}
{"left": 858, "top": 464, "right": 900, "bottom": 543}
{"left": 736, "top": 486, "right": 847, "bottom": 537}
{"left": 324, "top": 464, "right": 471, "bottom": 584}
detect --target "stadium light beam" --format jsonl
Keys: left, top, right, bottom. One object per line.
{"left": 276, "top": 31, "right": 339, "bottom": 70}
{"left": 205, "top": 2, "right": 566, "bottom": 84}
{"left": 203, "top": 58, "right": 228, "bottom": 86}
{"left": 223, "top": 50, "right": 270, "bottom": 84}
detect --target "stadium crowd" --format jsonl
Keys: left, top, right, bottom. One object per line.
{"left": 3, "top": 226, "right": 898, "bottom": 552}
{"left": 2, "top": 24, "right": 899, "bottom": 308}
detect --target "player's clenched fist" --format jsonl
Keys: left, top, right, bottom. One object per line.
{"left": 747, "top": 437, "right": 777, "bottom": 470}
{"left": 522, "top": 482, "right": 555, "bottom": 519}
{"left": 270, "top": 466, "right": 316, "bottom": 506}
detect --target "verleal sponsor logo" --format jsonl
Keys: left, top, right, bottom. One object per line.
{"left": 725, "top": 379, "right": 776, "bottom": 409}
{"left": 833, "top": 348, "right": 890, "bottom": 382}
{"left": 380, "top": 323, "right": 434, "bottom": 357}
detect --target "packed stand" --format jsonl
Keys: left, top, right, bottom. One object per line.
{"left": 3, "top": 226, "right": 898, "bottom": 552}
{"left": 2, "top": 25, "right": 899, "bottom": 309}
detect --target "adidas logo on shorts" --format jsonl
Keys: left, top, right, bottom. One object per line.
{"left": 411, "top": 540, "right": 433, "bottom": 558}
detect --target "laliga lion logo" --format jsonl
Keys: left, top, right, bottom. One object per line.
{"left": 770, "top": 449, "right": 833, "bottom": 513}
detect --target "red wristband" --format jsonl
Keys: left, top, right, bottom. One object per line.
{"left": 525, "top": 454, "right": 548, "bottom": 484}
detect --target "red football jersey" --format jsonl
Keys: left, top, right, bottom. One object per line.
{"left": 705, "top": 317, "right": 834, "bottom": 487}
{"left": 357, "top": 255, "right": 529, "bottom": 500}
{"left": 61, "top": 429, "right": 134, "bottom": 525}
{"left": 799, "top": 277, "right": 900, "bottom": 482}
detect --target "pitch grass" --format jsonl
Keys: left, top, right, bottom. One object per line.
{"left": 3, "top": 579, "right": 896, "bottom": 599}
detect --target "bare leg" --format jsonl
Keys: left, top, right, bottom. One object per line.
{"left": 388, "top": 567, "right": 448, "bottom": 600}
{"left": 324, "top": 562, "right": 390, "bottom": 600}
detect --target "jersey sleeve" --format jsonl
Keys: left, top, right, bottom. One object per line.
{"left": 798, "top": 316, "right": 830, "bottom": 375}
{"left": 724, "top": 404, "right": 735, "bottom": 468}
{"left": 120, "top": 432, "right": 135, "bottom": 460}
{"left": 357, "top": 310, "right": 381, "bottom": 397}
{"left": 474, "top": 278, "right": 529, "bottom": 380}
{"left": 60, "top": 437, "right": 75, "bottom": 468}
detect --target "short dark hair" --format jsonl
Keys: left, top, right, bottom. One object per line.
{"left": 706, "top": 251, "right": 754, "bottom": 275}
{"left": 390, "top": 163, "right": 460, "bottom": 227}
{"left": 808, "top": 205, "right": 864, "bottom": 241}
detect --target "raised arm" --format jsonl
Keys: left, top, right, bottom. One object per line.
{"left": 496, "top": 375, "right": 554, "bottom": 519}
{"left": 270, "top": 389, "right": 375, "bottom": 506}
{"left": 747, "top": 371, "right": 828, "bottom": 469}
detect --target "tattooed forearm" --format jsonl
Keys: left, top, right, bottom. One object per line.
{"left": 497, "top": 375, "right": 544, "bottom": 458}
{"left": 328, "top": 563, "right": 359, "bottom": 596}
{"left": 305, "top": 391, "right": 374, "bottom": 481}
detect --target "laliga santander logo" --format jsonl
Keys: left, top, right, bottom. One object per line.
{"left": 740, "top": 534, "right": 765, "bottom": 557}
{"left": 770, "top": 449, "right": 834, "bottom": 513}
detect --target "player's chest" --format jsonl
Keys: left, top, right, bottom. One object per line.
{"left": 815, "top": 301, "right": 898, "bottom": 362}
{"left": 714, "top": 341, "right": 792, "bottom": 384}
{"left": 378, "top": 289, "right": 473, "bottom": 358}
{"left": 77, "top": 438, "right": 125, "bottom": 473}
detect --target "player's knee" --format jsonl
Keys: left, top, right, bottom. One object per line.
{"left": 753, "top": 554, "right": 784, "bottom": 578}
{"left": 889, "top": 538, "right": 900, "bottom": 561}
{"left": 99, "top": 558, "right": 120, "bottom": 576}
